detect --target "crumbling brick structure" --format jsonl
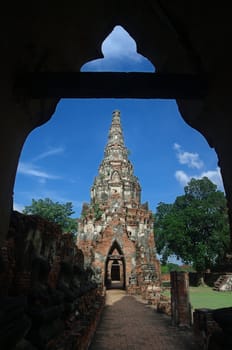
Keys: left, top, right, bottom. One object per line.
{"left": 77, "top": 111, "right": 160, "bottom": 292}
{"left": 171, "top": 271, "right": 192, "bottom": 327}
{"left": 0, "top": 211, "right": 104, "bottom": 349}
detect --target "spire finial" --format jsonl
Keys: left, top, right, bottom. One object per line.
{"left": 112, "top": 110, "right": 121, "bottom": 124}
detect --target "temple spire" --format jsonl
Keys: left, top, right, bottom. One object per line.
{"left": 77, "top": 109, "right": 161, "bottom": 292}
{"left": 90, "top": 110, "right": 141, "bottom": 206}
{"left": 112, "top": 109, "right": 121, "bottom": 124}
{"left": 107, "top": 110, "right": 125, "bottom": 148}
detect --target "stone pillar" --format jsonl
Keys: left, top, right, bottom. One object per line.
{"left": 0, "top": 113, "right": 30, "bottom": 246}
{"left": 170, "top": 271, "right": 191, "bottom": 327}
{"left": 215, "top": 144, "right": 232, "bottom": 253}
{"left": 0, "top": 97, "right": 58, "bottom": 246}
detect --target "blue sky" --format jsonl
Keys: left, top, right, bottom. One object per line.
{"left": 14, "top": 26, "right": 223, "bottom": 218}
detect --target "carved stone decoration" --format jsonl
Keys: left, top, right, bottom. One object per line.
{"left": 77, "top": 110, "right": 161, "bottom": 291}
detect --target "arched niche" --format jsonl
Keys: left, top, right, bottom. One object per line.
{"left": 111, "top": 171, "right": 121, "bottom": 183}
{"left": 105, "top": 240, "right": 126, "bottom": 289}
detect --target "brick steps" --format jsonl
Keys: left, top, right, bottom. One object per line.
{"left": 213, "top": 274, "right": 232, "bottom": 291}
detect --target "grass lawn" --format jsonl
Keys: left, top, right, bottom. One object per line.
{"left": 189, "top": 286, "right": 232, "bottom": 310}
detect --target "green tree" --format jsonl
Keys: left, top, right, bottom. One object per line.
{"left": 161, "top": 263, "right": 181, "bottom": 274}
{"left": 154, "top": 177, "right": 230, "bottom": 272}
{"left": 23, "top": 198, "right": 77, "bottom": 233}
{"left": 161, "top": 263, "right": 195, "bottom": 274}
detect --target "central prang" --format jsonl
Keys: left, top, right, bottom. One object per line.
{"left": 77, "top": 110, "right": 160, "bottom": 291}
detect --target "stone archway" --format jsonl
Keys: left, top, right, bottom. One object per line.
{"left": 105, "top": 240, "right": 126, "bottom": 289}
{"left": 1, "top": 3, "right": 232, "bottom": 254}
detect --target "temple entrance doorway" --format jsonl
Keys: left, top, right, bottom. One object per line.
{"left": 105, "top": 241, "right": 125, "bottom": 289}
{"left": 111, "top": 260, "right": 120, "bottom": 281}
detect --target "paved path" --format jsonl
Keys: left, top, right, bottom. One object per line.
{"left": 90, "top": 289, "right": 198, "bottom": 350}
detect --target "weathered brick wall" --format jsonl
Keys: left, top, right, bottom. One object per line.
{"left": 161, "top": 273, "right": 170, "bottom": 282}
{"left": 193, "top": 308, "right": 222, "bottom": 349}
{"left": 193, "top": 307, "right": 232, "bottom": 349}
{"left": 0, "top": 211, "right": 105, "bottom": 350}
{"left": 170, "top": 271, "right": 191, "bottom": 327}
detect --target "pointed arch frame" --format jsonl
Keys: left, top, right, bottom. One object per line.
{"left": 104, "top": 239, "right": 126, "bottom": 289}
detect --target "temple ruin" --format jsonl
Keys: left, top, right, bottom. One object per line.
{"left": 77, "top": 110, "right": 160, "bottom": 291}
{"left": 1, "top": 3, "right": 232, "bottom": 348}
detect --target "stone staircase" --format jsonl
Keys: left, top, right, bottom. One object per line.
{"left": 213, "top": 274, "right": 232, "bottom": 291}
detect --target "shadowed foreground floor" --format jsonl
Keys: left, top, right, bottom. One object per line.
{"left": 89, "top": 289, "right": 198, "bottom": 350}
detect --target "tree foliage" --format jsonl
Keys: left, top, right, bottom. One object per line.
{"left": 23, "top": 198, "right": 77, "bottom": 233}
{"left": 154, "top": 177, "right": 230, "bottom": 272}
{"left": 161, "top": 263, "right": 195, "bottom": 274}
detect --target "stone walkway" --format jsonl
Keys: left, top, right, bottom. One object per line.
{"left": 89, "top": 289, "right": 199, "bottom": 350}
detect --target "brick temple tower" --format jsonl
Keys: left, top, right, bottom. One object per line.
{"left": 77, "top": 110, "right": 160, "bottom": 290}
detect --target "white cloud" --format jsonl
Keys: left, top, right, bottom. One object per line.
{"left": 173, "top": 143, "right": 224, "bottom": 190}
{"left": 175, "top": 170, "right": 191, "bottom": 186}
{"left": 173, "top": 143, "right": 204, "bottom": 169}
{"left": 18, "top": 162, "right": 61, "bottom": 180}
{"left": 33, "top": 147, "right": 64, "bottom": 161}
{"left": 201, "top": 168, "right": 223, "bottom": 189}
{"left": 13, "top": 202, "right": 24, "bottom": 212}
{"left": 179, "top": 151, "right": 204, "bottom": 169}
{"left": 175, "top": 167, "right": 224, "bottom": 190}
